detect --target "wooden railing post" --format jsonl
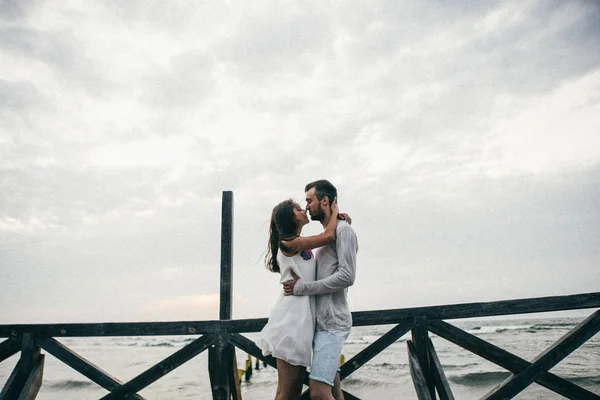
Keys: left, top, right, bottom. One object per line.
{"left": 220, "top": 190, "right": 233, "bottom": 321}
{"left": 412, "top": 317, "right": 436, "bottom": 399}
{"left": 0, "top": 333, "right": 44, "bottom": 400}
{"left": 209, "top": 329, "right": 230, "bottom": 400}
{"left": 208, "top": 191, "right": 241, "bottom": 400}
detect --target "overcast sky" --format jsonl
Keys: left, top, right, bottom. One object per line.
{"left": 1, "top": 0, "right": 599, "bottom": 324}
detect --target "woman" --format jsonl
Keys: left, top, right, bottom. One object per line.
{"left": 257, "top": 198, "right": 340, "bottom": 400}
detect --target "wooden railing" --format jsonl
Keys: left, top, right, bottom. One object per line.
{"left": 1, "top": 192, "right": 599, "bottom": 399}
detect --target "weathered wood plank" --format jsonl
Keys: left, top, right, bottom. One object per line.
{"left": 2, "top": 293, "right": 597, "bottom": 337}
{"left": 38, "top": 337, "right": 146, "bottom": 399}
{"left": 352, "top": 292, "right": 600, "bottom": 326}
{"left": 482, "top": 310, "right": 600, "bottom": 400}
{"left": 228, "top": 333, "right": 277, "bottom": 368}
{"left": 340, "top": 319, "right": 412, "bottom": 380}
{"left": 208, "top": 331, "right": 231, "bottom": 400}
{"left": 0, "top": 334, "right": 42, "bottom": 400}
{"left": 427, "top": 338, "right": 454, "bottom": 400}
{"left": 100, "top": 334, "right": 213, "bottom": 399}
{"left": 412, "top": 317, "right": 435, "bottom": 398}
{"left": 300, "top": 388, "right": 361, "bottom": 400}
{"left": 220, "top": 190, "right": 234, "bottom": 321}
{"left": 0, "top": 359, "right": 22, "bottom": 400}
{"left": 208, "top": 345, "right": 226, "bottom": 400}
{"left": 0, "top": 320, "right": 223, "bottom": 338}
{"left": 429, "top": 319, "right": 600, "bottom": 400}
{"left": 16, "top": 354, "right": 44, "bottom": 400}
{"left": 228, "top": 346, "right": 242, "bottom": 400}
{"left": 20, "top": 334, "right": 39, "bottom": 377}
{"left": 407, "top": 340, "right": 433, "bottom": 400}
{"left": 300, "top": 388, "right": 310, "bottom": 400}
{"left": 0, "top": 338, "right": 21, "bottom": 363}
{"left": 341, "top": 390, "right": 361, "bottom": 399}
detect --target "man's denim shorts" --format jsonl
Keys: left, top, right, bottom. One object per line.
{"left": 309, "top": 330, "right": 350, "bottom": 386}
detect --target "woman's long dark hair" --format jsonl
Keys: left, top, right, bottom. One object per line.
{"left": 266, "top": 199, "right": 299, "bottom": 273}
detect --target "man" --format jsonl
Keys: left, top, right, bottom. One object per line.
{"left": 283, "top": 179, "right": 358, "bottom": 400}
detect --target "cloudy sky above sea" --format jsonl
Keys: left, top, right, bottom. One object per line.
{"left": 1, "top": 0, "right": 599, "bottom": 324}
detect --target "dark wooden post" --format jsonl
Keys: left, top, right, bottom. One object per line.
{"left": 0, "top": 333, "right": 44, "bottom": 400}
{"left": 209, "top": 191, "right": 242, "bottom": 400}
{"left": 412, "top": 317, "right": 436, "bottom": 399}
{"left": 220, "top": 190, "right": 233, "bottom": 320}
{"left": 209, "top": 330, "right": 230, "bottom": 400}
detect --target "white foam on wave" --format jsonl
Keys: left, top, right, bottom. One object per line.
{"left": 466, "top": 324, "right": 533, "bottom": 334}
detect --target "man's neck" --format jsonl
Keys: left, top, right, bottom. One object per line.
{"left": 320, "top": 213, "right": 332, "bottom": 230}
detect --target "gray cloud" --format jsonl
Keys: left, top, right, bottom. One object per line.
{"left": 216, "top": 5, "right": 334, "bottom": 83}
{"left": 0, "top": 79, "right": 51, "bottom": 115}
{"left": 100, "top": 1, "right": 232, "bottom": 37}
{"left": 140, "top": 50, "right": 216, "bottom": 108}
{"left": 0, "top": 0, "right": 39, "bottom": 22}
{"left": 1, "top": 0, "right": 599, "bottom": 323}
{"left": 0, "top": 26, "right": 116, "bottom": 96}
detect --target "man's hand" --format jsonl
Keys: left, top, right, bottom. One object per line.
{"left": 283, "top": 270, "right": 300, "bottom": 296}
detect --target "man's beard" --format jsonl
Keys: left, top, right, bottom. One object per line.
{"left": 310, "top": 203, "right": 325, "bottom": 221}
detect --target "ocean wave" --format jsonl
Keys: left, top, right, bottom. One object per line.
{"left": 367, "top": 362, "right": 409, "bottom": 370}
{"left": 343, "top": 376, "right": 402, "bottom": 387}
{"left": 48, "top": 380, "right": 94, "bottom": 390}
{"left": 441, "top": 363, "right": 479, "bottom": 371}
{"left": 467, "top": 325, "right": 533, "bottom": 335}
{"left": 465, "top": 320, "right": 579, "bottom": 336}
{"left": 118, "top": 338, "right": 196, "bottom": 348}
{"left": 346, "top": 335, "right": 408, "bottom": 345}
{"left": 449, "top": 371, "right": 511, "bottom": 386}
{"left": 529, "top": 322, "right": 575, "bottom": 331}
{"left": 144, "top": 341, "right": 179, "bottom": 347}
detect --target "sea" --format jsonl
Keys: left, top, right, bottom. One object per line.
{"left": 1, "top": 316, "right": 598, "bottom": 399}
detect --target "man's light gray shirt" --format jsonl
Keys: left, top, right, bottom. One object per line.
{"left": 293, "top": 221, "right": 358, "bottom": 332}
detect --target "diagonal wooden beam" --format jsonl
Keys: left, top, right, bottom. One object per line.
{"left": 0, "top": 338, "right": 20, "bottom": 363}
{"left": 427, "top": 338, "right": 454, "bottom": 400}
{"left": 412, "top": 317, "right": 435, "bottom": 398}
{"left": 340, "top": 319, "right": 412, "bottom": 380}
{"left": 227, "top": 346, "right": 242, "bottom": 400}
{"left": 228, "top": 333, "right": 277, "bottom": 368}
{"left": 482, "top": 310, "right": 600, "bottom": 399}
{"left": 17, "top": 354, "right": 44, "bottom": 400}
{"left": 340, "top": 390, "right": 361, "bottom": 399}
{"left": 299, "top": 388, "right": 361, "bottom": 400}
{"left": 100, "top": 334, "right": 214, "bottom": 399}
{"left": 407, "top": 340, "right": 433, "bottom": 400}
{"left": 0, "top": 359, "right": 22, "bottom": 399}
{"left": 37, "top": 336, "right": 145, "bottom": 399}
{"left": 429, "top": 318, "right": 600, "bottom": 400}
{"left": 0, "top": 334, "right": 44, "bottom": 400}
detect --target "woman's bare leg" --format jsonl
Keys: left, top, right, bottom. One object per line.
{"left": 275, "top": 359, "right": 306, "bottom": 400}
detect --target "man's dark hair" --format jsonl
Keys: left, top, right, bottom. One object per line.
{"left": 305, "top": 179, "right": 337, "bottom": 204}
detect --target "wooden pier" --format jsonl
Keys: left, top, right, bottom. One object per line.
{"left": 1, "top": 191, "right": 599, "bottom": 399}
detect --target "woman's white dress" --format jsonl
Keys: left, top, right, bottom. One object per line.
{"left": 257, "top": 250, "right": 316, "bottom": 367}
